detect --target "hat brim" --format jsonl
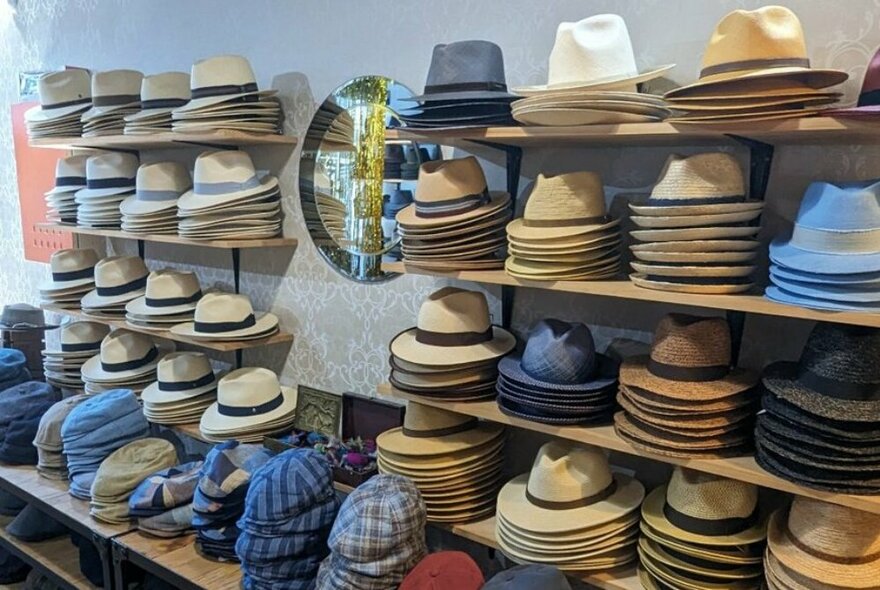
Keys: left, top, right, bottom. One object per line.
{"left": 198, "top": 384, "right": 296, "bottom": 433}
{"left": 81, "top": 102, "right": 142, "bottom": 121}
{"left": 125, "top": 296, "right": 198, "bottom": 317}
{"left": 25, "top": 103, "right": 91, "bottom": 123}
{"left": 630, "top": 209, "right": 762, "bottom": 229}
{"left": 638, "top": 537, "right": 763, "bottom": 581}
{"left": 403, "top": 90, "right": 517, "bottom": 103}
{"left": 507, "top": 216, "right": 619, "bottom": 242}
{"left": 665, "top": 68, "right": 848, "bottom": 99}
{"left": 395, "top": 192, "right": 510, "bottom": 228}
{"left": 389, "top": 324, "right": 514, "bottom": 367}
{"left": 630, "top": 262, "right": 755, "bottom": 279}
{"left": 119, "top": 195, "right": 180, "bottom": 216}
{"left": 620, "top": 356, "right": 758, "bottom": 400}
{"left": 81, "top": 286, "right": 146, "bottom": 309}
{"left": 629, "top": 201, "right": 764, "bottom": 218}
{"left": 770, "top": 264, "right": 880, "bottom": 285}
{"left": 172, "top": 90, "right": 277, "bottom": 114}
{"left": 615, "top": 413, "right": 752, "bottom": 458}
{"left": 177, "top": 177, "right": 279, "bottom": 212}
{"left": 513, "top": 64, "right": 676, "bottom": 96}
{"left": 497, "top": 352, "right": 617, "bottom": 392}
{"left": 640, "top": 521, "right": 764, "bottom": 565}
{"left": 769, "top": 273, "right": 880, "bottom": 303}
{"left": 513, "top": 109, "right": 661, "bottom": 126}
{"left": 632, "top": 226, "right": 760, "bottom": 242}
{"left": 80, "top": 351, "right": 162, "bottom": 382}
{"left": 377, "top": 423, "right": 504, "bottom": 457}
{"left": 169, "top": 312, "right": 278, "bottom": 340}
{"left": 633, "top": 250, "right": 757, "bottom": 265}
{"left": 141, "top": 376, "right": 218, "bottom": 405}
{"left": 630, "top": 274, "right": 754, "bottom": 294}
{"left": 75, "top": 186, "right": 135, "bottom": 200}
{"left": 46, "top": 185, "right": 86, "bottom": 196}
{"left": 769, "top": 238, "right": 880, "bottom": 274}
{"left": 765, "top": 285, "right": 880, "bottom": 312}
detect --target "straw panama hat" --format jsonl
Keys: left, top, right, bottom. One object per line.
{"left": 120, "top": 162, "right": 192, "bottom": 216}
{"left": 80, "top": 256, "right": 149, "bottom": 308}
{"left": 124, "top": 72, "right": 190, "bottom": 121}
{"left": 125, "top": 270, "right": 202, "bottom": 317}
{"left": 174, "top": 55, "right": 275, "bottom": 113}
{"left": 170, "top": 292, "right": 278, "bottom": 340}
{"left": 142, "top": 352, "right": 217, "bottom": 404}
{"left": 25, "top": 69, "right": 92, "bottom": 123}
{"left": 80, "top": 330, "right": 163, "bottom": 382}
{"left": 40, "top": 248, "right": 99, "bottom": 292}
{"left": 80, "top": 69, "right": 144, "bottom": 121}
{"left": 638, "top": 538, "right": 761, "bottom": 581}
{"left": 42, "top": 321, "right": 109, "bottom": 357}
{"left": 46, "top": 155, "right": 89, "bottom": 195}
{"left": 75, "top": 152, "right": 139, "bottom": 201}
{"left": 199, "top": 367, "right": 296, "bottom": 433}
{"left": 177, "top": 151, "right": 278, "bottom": 211}
{"left": 377, "top": 402, "right": 504, "bottom": 457}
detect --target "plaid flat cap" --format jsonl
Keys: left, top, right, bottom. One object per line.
{"left": 139, "top": 504, "right": 194, "bottom": 538}
{"left": 129, "top": 460, "right": 203, "bottom": 517}
{"left": 192, "top": 441, "right": 273, "bottom": 529}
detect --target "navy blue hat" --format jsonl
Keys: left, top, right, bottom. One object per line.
{"left": 0, "top": 349, "right": 30, "bottom": 392}
{"left": 0, "top": 489, "right": 25, "bottom": 516}
{"left": 0, "top": 547, "right": 29, "bottom": 584}
{"left": 7, "top": 505, "right": 68, "bottom": 542}
{"left": 383, "top": 190, "right": 413, "bottom": 219}
{"left": 483, "top": 565, "right": 571, "bottom": 590}
{"left": 0, "top": 381, "right": 58, "bottom": 465}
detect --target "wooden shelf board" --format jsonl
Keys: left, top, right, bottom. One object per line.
{"left": 29, "top": 130, "right": 296, "bottom": 151}
{"left": 382, "top": 262, "right": 880, "bottom": 329}
{"left": 164, "top": 423, "right": 211, "bottom": 443}
{"left": 41, "top": 305, "right": 294, "bottom": 353}
{"left": 37, "top": 224, "right": 297, "bottom": 249}
{"left": 379, "top": 384, "right": 880, "bottom": 515}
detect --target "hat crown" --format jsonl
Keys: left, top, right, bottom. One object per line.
{"left": 787, "top": 497, "right": 880, "bottom": 560}
{"left": 91, "top": 69, "right": 143, "bottom": 98}
{"left": 524, "top": 172, "right": 607, "bottom": 223}
{"left": 217, "top": 367, "right": 281, "bottom": 408}
{"left": 38, "top": 70, "right": 91, "bottom": 107}
{"left": 417, "top": 287, "right": 491, "bottom": 337}
{"left": 94, "top": 256, "right": 148, "bottom": 288}
{"left": 548, "top": 14, "right": 639, "bottom": 87}
{"left": 414, "top": 157, "right": 488, "bottom": 206}
{"left": 0, "top": 304, "right": 43, "bottom": 326}
{"left": 791, "top": 180, "right": 880, "bottom": 234}
{"left": 649, "top": 314, "right": 732, "bottom": 371}
{"left": 86, "top": 152, "right": 139, "bottom": 181}
{"left": 61, "top": 321, "right": 108, "bottom": 347}
{"left": 136, "top": 162, "right": 191, "bottom": 195}
{"left": 857, "top": 48, "right": 880, "bottom": 101}
{"left": 157, "top": 352, "right": 212, "bottom": 384}
{"left": 521, "top": 319, "right": 597, "bottom": 384}
{"left": 402, "top": 402, "right": 474, "bottom": 435}
{"left": 193, "top": 150, "right": 259, "bottom": 187}
{"left": 145, "top": 270, "right": 200, "bottom": 300}
{"left": 50, "top": 248, "right": 98, "bottom": 274}
{"left": 527, "top": 441, "right": 614, "bottom": 505}
{"left": 666, "top": 467, "right": 758, "bottom": 525}
{"left": 55, "top": 155, "right": 89, "bottom": 179}
{"left": 389, "top": 189, "right": 413, "bottom": 206}
{"left": 100, "top": 330, "right": 155, "bottom": 364}
{"left": 190, "top": 55, "right": 258, "bottom": 90}
{"left": 194, "top": 292, "right": 255, "bottom": 324}
{"left": 650, "top": 153, "right": 745, "bottom": 200}
{"left": 798, "top": 323, "right": 880, "bottom": 389}
{"left": 423, "top": 40, "right": 508, "bottom": 89}
{"left": 141, "top": 72, "right": 190, "bottom": 101}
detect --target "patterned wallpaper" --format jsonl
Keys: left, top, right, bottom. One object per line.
{"left": 2, "top": 0, "right": 880, "bottom": 398}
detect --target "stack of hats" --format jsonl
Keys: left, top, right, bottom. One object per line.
{"left": 315, "top": 474, "right": 427, "bottom": 590}
{"left": 33, "top": 394, "right": 88, "bottom": 480}
{"left": 756, "top": 323, "right": 880, "bottom": 495}
{"left": 171, "top": 292, "right": 279, "bottom": 342}
{"left": 377, "top": 403, "right": 505, "bottom": 523}
{"left": 176, "top": 150, "right": 282, "bottom": 240}
{"left": 767, "top": 180, "right": 880, "bottom": 311}
{"left": 381, "top": 189, "right": 413, "bottom": 242}
{"left": 171, "top": 55, "right": 281, "bottom": 134}
{"left": 639, "top": 467, "right": 767, "bottom": 590}
{"left": 0, "top": 381, "right": 59, "bottom": 465}
{"left": 89, "top": 438, "right": 178, "bottom": 524}
{"left": 824, "top": 46, "right": 880, "bottom": 119}
{"left": 125, "top": 270, "right": 202, "bottom": 331}
{"left": 75, "top": 152, "right": 139, "bottom": 228}
{"left": 506, "top": 172, "right": 621, "bottom": 281}
{"left": 398, "top": 41, "right": 516, "bottom": 128}
{"left": 142, "top": 352, "right": 218, "bottom": 425}
{"left": 511, "top": 15, "right": 672, "bottom": 126}
{"left": 395, "top": 157, "right": 512, "bottom": 271}
{"left": 388, "top": 287, "right": 515, "bottom": 402}
{"left": 496, "top": 441, "right": 645, "bottom": 573}
{"left": 80, "top": 70, "right": 144, "bottom": 137}
{"left": 80, "top": 330, "right": 166, "bottom": 395}
{"left": 120, "top": 162, "right": 192, "bottom": 235}
{"left": 664, "top": 7, "right": 847, "bottom": 123}
{"left": 630, "top": 153, "right": 763, "bottom": 294}
{"left": 400, "top": 552, "right": 484, "bottom": 590}
{"left": 497, "top": 319, "right": 619, "bottom": 425}
{"left": 384, "top": 145, "right": 405, "bottom": 179}
{"left": 483, "top": 565, "right": 571, "bottom": 590}
{"left": 197, "top": 367, "right": 296, "bottom": 442}
{"left": 81, "top": 255, "right": 149, "bottom": 318}
{"left": 765, "top": 496, "right": 880, "bottom": 590}
{"left": 399, "top": 147, "right": 424, "bottom": 180}
{"left": 616, "top": 314, "right": 760, "bottom": 458}
{"left": 39, "top": 248, "right": 99, "bottom": 310}
{"left": 0, "top": 304, "right": 55, "bottom": 333}
{"left": 44, "top": 156, "right": 88, "bottom": 224}
{"left": 60, "top": 389, "right": 150, "bottom": 499}
{"left": 24, "top": 69, "right": 92, "bottom": 139}
{"left": 41, "top": 321, "right": 109, "bottom": 390}
{"left": 129, "top": 460, "right": 203, "bottom": 538}
{"left": 123, "top": 72, "right": 190, "bottom": 134}
{"left": 192, "top": 441, "right": 274, "bottom": 561}
{"left": 236, "top": 449, "right": 341, "bottom": 589}
{"left": 0, "top": 349, "right": 31, "bottom": 392}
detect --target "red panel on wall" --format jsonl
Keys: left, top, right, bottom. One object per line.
{"left": 10, "top": 101, "right": 72, "bottom": 263}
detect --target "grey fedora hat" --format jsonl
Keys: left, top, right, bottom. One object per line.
{"left": 0, "top": 304, "right": 58, "bottom": 332}
{"left": 406, "top": 40, "right": 517, "bottom": 102}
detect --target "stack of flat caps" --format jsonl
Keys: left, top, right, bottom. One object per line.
{"left": 395, "top": 157, "right": 512, "bottom": 271}
{"left": 630, "top": 153, "right": 763, "bottom": 294}
{"left": 33, "top": 394, "right": 88, "bottom": 480}
{"left": 511, "top": 15, "right": 672, "bottom": 126}
{"left": 172, "top": 55, "right": 281, "bottom": 134}
{"left": 398, "top": 41, "right": 516, "bottom": 128}
{"left": 123, "top": 72, "right": 190, "bottom": 134}
{"left": 80, "top": 69, "right": 144, "bottom": 137}
{"left": 125, "top": 270, "right": 202, "bottom": 331}
{"left": 765, "top": 496, "right": 880, "bottom": 590}
{"left": 75, "top": 152, "right": 139, "bottom": 228}
{"left": 45, "top": 156, "right": 88, "bottom": 224}
{"left": 142, "top": 352, "right": 218, "bottom": 425}
{"left": 0, "top": 382, "right": 59, "bottom": 465}
{"left": 60, "top": 388, "right": 149, "bottom": 499}
{"left": 400, "top": 552, "right": 484, "bottom": 590}
{"left": 388, "top": 287, "right": 514, "bottom": 402}
{"left": 24, "top": 70, "right": 92, "bottom": 139}
{"left": 496, "top": 441, "right": 645, "bottom": 573}
{"left": 0, "top": 350, "right": 31, "bottom": 392}
{"left": 497, "top": 319, "right": 619, "bottom": 424}
{"left": 756, "top": 323, "right": 880, "bottom": 495}
{"left": 89, "top": 438, "right": 178, "bottom": 524}
{"left": 81, "top": 255, "right": 149, "bottom": 318}
{"left": 120, "top": 162, "right": 192, "bottom": 235}
{"left": 483, "top": 565, "right": 571, "bottom": 590}
{"left": 42, "top": 321, "right": 108, "bottom": 390}
{"left": 171, "top": 292, "right": 279, "bottom": 342}
{"left": 39, "top": 248, "right": 98, "bottom": 310}
{"left": 639, "top": 467, "right": 767, "bottom": 590}
{"left": 80, "top": 330, "right": 166, "bottom": 395}
{"left": 236, "top": 449, "right": 341, "bottom": 590}
{"left": 129, "top": 460, "right": 203, "bottom": 538}
{"left": 767, "top": 180, "right": 880, "bottom": 311}
{"left": 665, "top": 7, "right": 847, "bottom": 123}
{"left": 315, "top": 474, "right": 427, "bottom": 590}
{"left": 198, "top": 367, "right": 297, "bottom": 442}
{"left": 177, "top": 150, "right": 282, "bottom": 240}
{"left": 377, "top": 402, "right": 505, "bottom": 523}
{"left": 616, "top": 314, "right": 760, "bottom": 458}
{"left": 192, "top": 441, "right": 273, "bottom": 561}
{"left": 506, "top": 171, "right": 621, "bottom": 281}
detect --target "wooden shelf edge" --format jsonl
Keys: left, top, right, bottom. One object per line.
{"left": 36, "top": 223, "right": 297, "bottom": 250}
{"left": 0, "top": 515, "right": 96, "bottom": 589}
{"left": 28, "top": 130, "right": 297, "bottom": 151}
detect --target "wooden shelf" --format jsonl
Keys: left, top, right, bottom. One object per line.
{"left": 41, "top": 305, "right": 294, "bottom": 353}
{"left": 379, "top": 384, "right": 880, "bottom": 515}
{"left": 38, "top": 223, "right": 297, "bottom": 250}
{"left": 29, "top": 130, "right": 296, "bottom": 151}
{"left": 382, "top": 262, "right": 880, "bottom": 329}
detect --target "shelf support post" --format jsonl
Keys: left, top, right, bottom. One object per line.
{"left": 727, "top": 310, "right": 747, "bottom": 366}
{"left": 137, "top": 239, "right": 145, "bottom": 260}
{"left": 232, "top": 248, "right": 241, "bottom": 294}
{"left": 235, "top": 349, "right": 243, "bottom": 369}
{"left": 726, "top": 135, "right": 775, "bottom": 201}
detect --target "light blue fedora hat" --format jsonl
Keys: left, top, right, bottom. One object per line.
{"left": 769, "top": 266, "right": 880, "bottom": 303}
{"left": 766, "top": 284, "right": 880, "bottom": 311}
{"left": 770, "top": 264, "right": 880, "bottom": 286}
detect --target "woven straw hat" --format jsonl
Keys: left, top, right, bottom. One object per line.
{"left": 80, "top": 69, "right": 144, "bottom": 121}
{"left": 125, "top": 72, "right": 190, "bottom": 121}
{"left": 125, "top": 270, "right": 202, "bottom": 317}
{"left": 199, "top": 367, "right": 297, "bottom": 435}
{"left": 80, "top": 329, "right": 163, "bottom": 382}
{"left": 378, "top": 402, "right": 504, "bottom": 458}
{"left": 174, "top": 55, "right": 276, "bottom": 113}
{"left": 42, "top": 321, "right": 109, "bottom": 358}
{"left": 80, "top": 256, "right": 149, "bottom": 308}
{"left": 75, "top": 152, "right": 139, "bottom": 199}
{"left": 40, "top": 248, "right": 99, "bottom": 293}
{"left": 177, "top": 151, "right": 279, "bottom": 211}
{"left": 141, "top": 352, "right": 218, "bottom": 404}
{"left": 120, "top": 162, "right": 191, "bottom": 216}
{"left": 170, "top": 292, "right": 279, "bottom": 340}
{"left": 638, "top": 538, "right": 763, "bottom": 581}
{"left": 25, "top": 70, "right": 92, "bottom": 123}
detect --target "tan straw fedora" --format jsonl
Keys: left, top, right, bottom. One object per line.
{"left": 377, "top": 402, "right": 504, "bottom": 457}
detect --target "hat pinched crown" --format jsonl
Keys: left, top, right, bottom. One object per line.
{"left": 522, "top": 172, "right": 609, "bottom": 227}
{"left": 526, "top": 441, "right": 615, "bottom": 509}
{"left": 415, "top": 287, "right": 493, "bottom": 348}
{"left": 99, "top": 330, "right": 158, "bottom": 373}
{"left": 650, "top": 153, "right": 745, "bottom": 203}
{"left": 93, "top": 256, "right": 149, "bottom": 293}
{"left": 548, "top": 14, "right": 639, "bottom": 87}
{"left": 788, "top": 181, "right": 880, "bottom": 254}
{"left": 402, "top": 402, "right": 478, "bottom": 438}
{"left": 60, "top": 322, "right": 109, "bottom": 351}
{"left": 38, "top": 70, "right": 91, "bottom": 109}
{"left": 795, "top": 323, "right": 880, "bottom": 402}
{"left": 423, "top": 40, "right": 509, "bottom": 94}
{"left": 413, "top": 157, "right": 490, "bottom": 219}
{"left": 648, "top": 314, "right": 732, "bottom": 382}
{"left": 521, "top": 319, "right": 597, "bottom": 384}
{"left": 664, "top": 467, "right": 759, "bottom": 535}
{"left": 785, "top": 497, "right": 880, "bottom": 562}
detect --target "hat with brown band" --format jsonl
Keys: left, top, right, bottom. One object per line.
{"left": 377, "top": 402, "right": 503, "bottom": 458}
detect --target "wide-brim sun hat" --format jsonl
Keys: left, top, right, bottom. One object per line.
{"left": 199, "top": 385, "right": 296, "bottom": 433}
{"left": 177, "top": 176, "right": 279, "bottom": 211}
{"left": 630, "top": 274, "right": 753, "bottom": 295}
{"left": 170, "top": 311, "right": 278, "bottom": 340}
{"left": 378, "top": 422, "right": 504, "bottom": 458}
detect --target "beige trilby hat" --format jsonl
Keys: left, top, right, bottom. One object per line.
{"left": 666, "top": 6, "right": 847, "bottom": 98}
{"left": 177, "top": 150, "right": 279, "bottom": 211}
{"left": 46, "top": 155, "right": 89, "bottom": 195}
{"left": 125, "top": 270, "right": 202, "bottom": 317}
{"left": 40, "top": 248, "right": 99, "bottom": 292}
{"left": 142, "top": 352, "right": 218, "bottom": 404}
{"left": 199, "top": 367, "right": 296, "bottom": 433}
{"left": 25, "top": 69, "right": 92, "bottom": 123}
{"left": 507, "top": 172, "right": 619, "bottom": 241}
{"left": 120, "top": 162, "right": 192, "bottom": 216}
{"left": 81, "top": 69, "right": 144, "bottom": 120}
{"left": 389, "top": 287, "right": 515, "bottom": 367}
{"left": 75, "top": 152, "right": 139, "bottom": 199}
{"left": 768, "top": 496, "right": 880, "bottom": 588}
{"left": 377, "top": 402, "right": 504, "bottom": 457}
{"left": 125, "top": 72, "right": 190, "bottom": 121}
{"left": 80, "top": 256, "right": 150, "bottom": 308}
{"left": 42, "top": 321, "right": 109, "bottom": 358}
{"left": 170, "top": 292, "right": 279, "bottom": 340}
{"left": 174, "top": 55, "right": 276, "bottom": 113}
{"left": 80, "top": 329, "right": 163, "bottom": 382}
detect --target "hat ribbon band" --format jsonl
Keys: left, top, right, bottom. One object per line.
{"left": 60, "top": 341, "right": 100, "bottom": 352}
{"left": 857, "top": 88, "right": 880, "bottom": 107}
{"left": 158, "top": 372, "right": 215, "bottom": 392}
{"left": 423, "top": 81, "right": 508, "bottom": 94}
{"left": 402, "top": 417, "right": 479, "bottom": 438}
{"left": 194, "top": 313, "right": 256, "bottom": 334}
{"left": 145, "top": 291, "right": 202, "bottom": 308}
{"left": 663, "top": 502, "right": 757, "bottom": 536}
{"left": 785, "top": 523, "right": 880, "bottom": 565}
{"left": 141, "top": 98, "right": 188, "bottom": 109}
{"left": 414, "top": 189, "right": 490, "bottom": 219}
{"left": 522, "top": 215, "right": 610, "bottom": 228}
{"left": 96, "top": 275, "right": 148, "bottom": 296}
{"left": 791, "top": 225, "right": 880, "bottom": 254}
{"left": 136, "top": 189, "right": 186, "bottom": 202}
{"left": 92, "top": 94, "right": 140, "bottom": 107}
{"left": 52, "top": 267, "right": 94, "bottom": 282}
{"left": 700, "top": 57, "right": 810, "bottom": 79}
{"left": 217, "top": 390, "right": 283, "bottom": 417}
{"left": 87, "top": 177, "right": 136, "bottom": 190}
{"left": 43, "top": 96, "right": 92, "bottom": 110}
{"left": 55, "top": 176, "right": 87, "bottom": 187}
{"left": 415, "top": 325, "right": 493, "bottom": 347}
{"left": 194, "top": 175, "right": 261, "bottom": 195}
{"left": 101, "top": 345, "right": 158, "bottom": 373}
{"left": 648, "top": 358, "right": 730, "bottom": 382}
{"left": 646, "top": 195, "right": 746, "bottom": 206}
{"left": 798, "top": 368, "right": 880, "bottom": 401}
{"left": 191, "top": 82, "right": 259, "bottom": 100}
{"left": 526, "top": 479, "right": 617, "bottom": 510}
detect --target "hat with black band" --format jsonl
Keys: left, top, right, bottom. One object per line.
{"left": 170, "top": 292, "right": 279, "bottom": 341}
{"left": 81, "top": 329, "right": 165, "bottom": 382}
{"left": 199, "top": 367, "right": 296, "bottom": 437}
{"left": 142, "top": 352, "right": 218, "bottom": 407}
{"left": 125, "top": 270, "right": 202, "bottom": 317}
{"left": 173, "top": 55, "right": 277, "bottom": 114}
{"left": 81, "top": 255, "right": 150, "bottom": 309}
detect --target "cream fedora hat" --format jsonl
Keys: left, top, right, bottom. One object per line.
{"left": 378, "top": 402, "right": 504, "bottom": 457}
{"left": 25, "top": 69, "right": 92, "bottom": 123}
{"left": 40, "top": 248, "right": 99, "bottom": 292}
{"left": 514, "top": 14, "right": 673, "bottom": 95}
{"left": 389, "top": 287, "right": 515, "bottom": 367}
{"left": 42, "top": 321, "right": 109, "bottom": 358}
{"left": 120, "top": 162, "right": 191, "bottom": 216}
{"left": 46, "top": 155, "right": 89, "bottom": 195}
{"left": 81, "top": 256, "right": 149, "bottom": 308}
{"left": 177, "top": 150, "right": 278, "bottom": 211}
{"left": 125, "top": 72, "right": 190, "bottom": 121}
{"left": 142, "top": 352, "right": 218, "bottom": 404}
{"left": 199, "top": 367, "right": 296, "bottom": 433}
{"left": 174, "top": 55, "right": 276, "bottom": 113}
{"left": 80, "top": 329, "right": 163, "bottom": 382}
{"left": 125, "top": 270, "right": 202, "bottom": 317}
{"left": 75, "top": 153, "right": 139, "bottom": 200}
{"left": 170, "top": 292, "right": 278, "bottom": 340}
{"left": 80, "top": 69, "right": 144, "bottom": 120}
